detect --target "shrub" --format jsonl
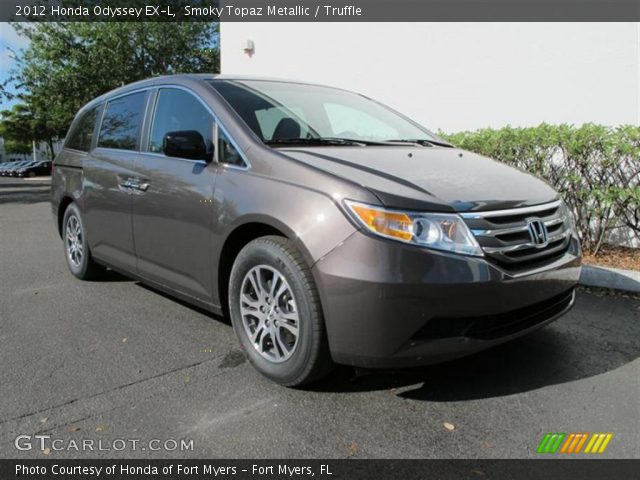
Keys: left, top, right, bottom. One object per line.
{"left": 441, "top": 124, "right": 640, "bottom": 254}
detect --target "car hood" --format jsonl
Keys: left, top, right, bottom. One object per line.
{"left": 279, "top": 146, "right": 558, "bottom": 212}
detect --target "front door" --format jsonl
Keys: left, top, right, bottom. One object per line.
{"left": 131, "top": 88, "right": 217, "bottom": 302}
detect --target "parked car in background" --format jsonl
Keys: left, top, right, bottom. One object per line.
{"left": 1, "top": 160, "right": 30, "bottom": 176}
{"left": 0, "top": 160, "right": 52, "bottom": 177}
{"left": 52, "top": 75, "right": 582, "bottom": 386}
{"left": 16, "top": 160, "right": 52, "bottom": 177}
{"left": 0, "top": 162, "right": 13, "bottom": 175}
{"left": 1, "top": 161, "right": 19, "bottom": 176}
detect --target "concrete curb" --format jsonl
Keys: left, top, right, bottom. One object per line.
{"left": 579, "top": 265, "right": 640, "bottom": 293}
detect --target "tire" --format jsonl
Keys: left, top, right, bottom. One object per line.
{"left": 229, "top": 236, "right": 334, "bottom": 386}
{"left": 28, "top": 171, "right": 36, "bottom": 178}
{"left": 62, "top": 203, "right": 104, "bottom": 280}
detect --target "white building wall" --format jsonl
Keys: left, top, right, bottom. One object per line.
{"left": 220, "top": 23, "right": 639, "bottom": 132}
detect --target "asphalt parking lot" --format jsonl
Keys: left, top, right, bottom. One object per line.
{"left": 0, "top": 176, "right": 638, "bottom": 459}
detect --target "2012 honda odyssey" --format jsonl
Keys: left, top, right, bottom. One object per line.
{"left": 52, "top": 75, "right": 582, "bottom": 386}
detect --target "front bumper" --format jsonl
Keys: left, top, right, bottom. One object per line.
{"left": 313, "top": 231, "right": 581, "bottom": 368}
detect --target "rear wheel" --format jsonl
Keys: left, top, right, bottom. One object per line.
{"left": 229, "top": 236, "right": 333, "bottom": 386}
{"left": 62, "top": 203, "right": 104, "bottom": 280}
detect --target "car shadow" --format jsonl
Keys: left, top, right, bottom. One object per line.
{"left": 92, "top": 269, "right": 133, "bottom": 283}
{"left": 309, "top": 290, "right": 640, "bottom": 400}
{"left": 136, "top": 282, "right": 231, "bottom": 325}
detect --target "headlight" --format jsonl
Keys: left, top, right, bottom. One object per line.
{"left": 344, "top": 200, "right": 483, "bottom": 256}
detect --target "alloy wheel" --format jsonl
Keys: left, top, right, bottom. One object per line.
{"left": 65, "top": 215, "right": 83, "bottom": 268}
{"left": 239, "top": 265, "right": 300, "bottom": 363}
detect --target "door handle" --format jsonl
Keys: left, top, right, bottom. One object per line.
{"left": 118, "top": 178, "right": 136, "bottom": 190}
{"left": 119, "top": 177, "right": 149, "bottom": 192}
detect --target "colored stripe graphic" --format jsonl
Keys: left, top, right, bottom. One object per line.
{"left": 585, "top": 433, "right": 613, "bottom": 454}
{"left": 560, "top": 434, "right": 575, "bottom": 453}
{"left": 598, "top": 434, "right": 613, "bottom": 453}
{"left": 537, "top": 433, "right": 566, "bottom": 453}
{"left": 574, "top": 433, "right": 589, "bottom": 453}
{"left": 539, "top": 433, "right": 612, "bottom": 454}
{"left": 560, "top": 433, "right": 589, "bottom": 454}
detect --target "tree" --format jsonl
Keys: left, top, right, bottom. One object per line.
{"left": 3, "top": 138, "right": 31, "bottom": 156}
{"left": 0, "top": 98, "right": 62, "bottom": 159}
{"left": 7, "top": 21, "right": 219, "bottom": 154}
{"left": 0, "top": 103, "right": 39, "bottom": 157}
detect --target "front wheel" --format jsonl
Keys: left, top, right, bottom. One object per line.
{"left": 229, "top": 236, "right": 333, "bottom": 386}
{"left": 62, "top": 203, "right": 104, "bottom": 280}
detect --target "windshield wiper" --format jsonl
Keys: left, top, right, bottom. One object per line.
{"left": 264, "top": 137, "right": 367, "bottom": 147}
{"left": 265, "top": 137, "right": 452, "bottom": 148}
{"left": 385, "top": 139, "right": 454, "bottom": 148}
{"left": 323, "top": 137, "right": 396, "bottom": 146}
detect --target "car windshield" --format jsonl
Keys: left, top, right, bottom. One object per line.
{"left": 207, "top": 79, "right": 440, "bottom": 146}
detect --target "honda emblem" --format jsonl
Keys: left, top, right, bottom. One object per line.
{"left": 526, "top": 217, "right": 549, "bottom": 248}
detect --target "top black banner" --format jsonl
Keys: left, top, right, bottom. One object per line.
{"left": 2, "top": 0, "right": 640, "bottom": 22}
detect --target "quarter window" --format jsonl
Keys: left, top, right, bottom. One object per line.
{"left": 149, "top": 89, "right": 214, "bottom": 160}
{"left": 66, "top": 107, "right": 98, "bottom": 152}
{"left": 217, "top": 129, "right": 244, "bottom": 167}
{"left": 98, "top": 92, "right": 146, "bottom": 151}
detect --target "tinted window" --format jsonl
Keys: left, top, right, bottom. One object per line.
{"left": 98, "top": 92, "right": 146, "bottom": 150}
{"left": 66, "top": 107, "right": 98, "bottom": 152}
{"left": 149, "top": 89, "right": 214, "bottom": 159}
{"left": 218, "top": 129, "right": 244, "bottom": 167}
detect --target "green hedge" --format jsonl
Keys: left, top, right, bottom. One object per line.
{"left": 440, "top": 124, "right": 640, "bottom": 254}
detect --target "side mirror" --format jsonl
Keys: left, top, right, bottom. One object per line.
{"left": 163, "top": 130, "right": 211, "bottom": 162}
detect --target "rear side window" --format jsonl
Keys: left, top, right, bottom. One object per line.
{"left": 149, "top": 88, "right": 214, "bottom": 157}
{"left": 98, "top": 92, "right": 146, "bottom": 151}
{"left": 65, "top": 107, "right": 98, "bottom": 152}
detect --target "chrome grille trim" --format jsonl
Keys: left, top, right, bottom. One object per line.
{"left": 482, "top": 231, "right": 570, "bottom": 254}
{"left": 471, "top": 215, "right": 566, "bottom": 238}
{"left": 460, "top": 199, "right": 562, "bottom": 219}
{"left": 461, "top": 200, "right": 571, "bottom": 271}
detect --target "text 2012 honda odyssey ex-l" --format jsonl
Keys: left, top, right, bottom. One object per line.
{"left": 52, "top": 75, "right": 582, "bottom": 386}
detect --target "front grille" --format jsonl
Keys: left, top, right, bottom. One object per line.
{"left": 461, "top": 200, "right": 571, "bottom": 272}
{"left": 414, "top": 289, "right": 575, "bottom": 341}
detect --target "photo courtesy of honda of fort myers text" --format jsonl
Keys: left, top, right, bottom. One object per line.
{"left": 0, "top": 0, "right": 639, "bottom": 479}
